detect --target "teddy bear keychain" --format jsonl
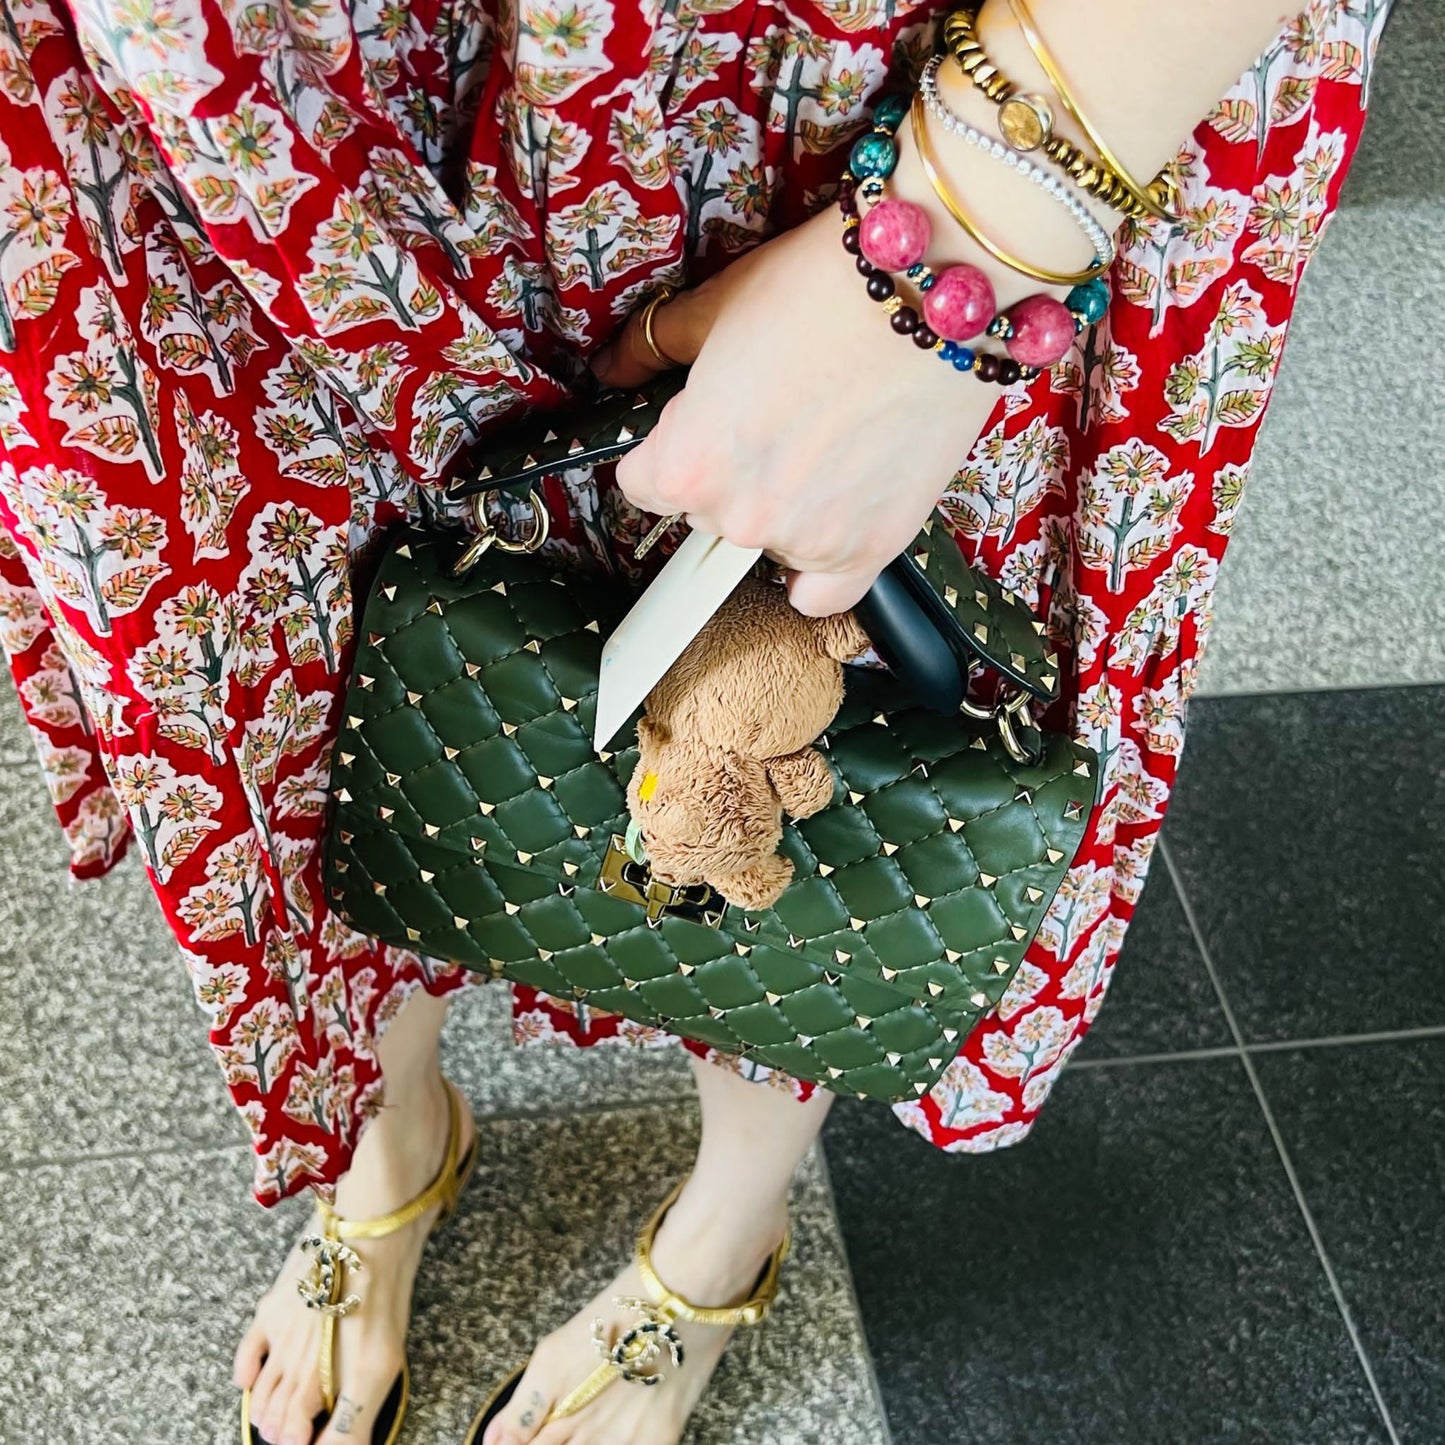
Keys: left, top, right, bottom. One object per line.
{"left": 624, "top": 575, "right": 869, "bottom": 912}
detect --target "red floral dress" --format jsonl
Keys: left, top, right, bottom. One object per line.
{"left": 0, "top": 0, "right": 1387, "bottom": 1202}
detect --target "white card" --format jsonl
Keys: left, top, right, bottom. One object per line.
{"left": 594, "top": 531, "right": 762, "bottom": 749}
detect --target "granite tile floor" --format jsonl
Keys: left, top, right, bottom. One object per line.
{"left": 824, "top": 684, "right": 1445, "bottom": 1445}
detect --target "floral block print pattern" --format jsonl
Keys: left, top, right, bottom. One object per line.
{"left": 0, "top": 0, "right": 1387, "bottom": 1202}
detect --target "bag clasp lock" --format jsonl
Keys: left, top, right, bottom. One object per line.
{"left": 598, "top": 834, "right": 728, "bottom": 927}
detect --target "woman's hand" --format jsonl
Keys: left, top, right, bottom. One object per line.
{"left": 591, "top": 206, "right": 999, "bottom": 617}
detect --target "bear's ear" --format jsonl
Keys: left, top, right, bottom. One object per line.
{"left": 635, "top": 714, "right": 670, "bottom": 750}
{"left": 815, "top": 610, "right": 870, "bottom": 663}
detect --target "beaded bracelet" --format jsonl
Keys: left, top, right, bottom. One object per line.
{"left": 917, "top": 56, "right": 1115, "bottom": 277}
{"left": 842, "top": 93, "right": 1111, "bottom": 384}
{"left": 941, "top": 3, "right": 1179, "bottom": 223}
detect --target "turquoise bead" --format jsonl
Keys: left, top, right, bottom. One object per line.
{"left": 1065, "top": 276, "right": 1110, "bottom": 325}
{"left": 849, "top": 131, "right": 898, "bottom": 180}
{"left": 871, "top": 93, "right": 909, "bottom": 133}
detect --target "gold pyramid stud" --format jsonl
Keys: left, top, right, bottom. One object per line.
{"left": 856, "top": 1015, "right": 873, "bottom": 1029}
{"left": 516, "top": 850, "right": 534, "bottom": 865}
{"left": 928, "top": 1056, "right": 943, "bottom": 1070}
{"left": 585, "top": 620, "right": 600, "bottom": 633}
{"left": 873, "top": 712, "right": 888, "bottom": 726}
{"left": 765, "top": 991, "right": 781, "bottom": 1004}
{"left": 523, "top": 639, "right": 540, "bottom": 654}
{"left": 708, "top": 1006, "right": 725, "bottom": 1019}
{"left": 848, "top": 790, "right": 864, "bottom": 805}
{"left": 406, "top": 691, "right": 422, "bottom": 705}
{"left": 1026, "top": 886, "right": 1044, "bottom": 903}
{"left": 928, "top": 982, "right": 944, "bottom": 997}
{"left": 538, "top": 949, "right": 553, "bottom": 962}
{"left": 470, "top": 836, "right": 486, "bottom": 851}
{"left": 922, "top": 518, "right": 934, "bottom": 535}
{"left": 542, "top": 429, "right": 559, "bottom": 442}
{"left": 979, "top": 872, "right": 997, "bottom": 887}
{"left": 824, "top": 971, "right": 841, "bottom": 985}
{"left": 372, "top": 881, "right": 387, "bottom": 895}
{"left": 882, "top": 841, "right": 899, "bottom": 856}
{"left": 914, "top": 893, "right": 931, "bottom": 908}
{"left": 970, "top": 991, "right": 987, "bottom": 1008}
{"left": 346, "top": 715, "right": 362, "bottom": 729}
{"left": 598, "top": 750, "right": 613, "bottom": 763}
{"left": 444, "top": 746, "right": 459, "bottom": 761}
{"left": 538, "top": 776, "right": 554, "bottom": 789}
{"left": 385, "top": 771, "right": 400, "bottom": 786}
{"left": 559, "top": 884, "right": 575, "bottom": 897}
{"left": 993, "top": 958, "right": 1009, "bottom": 974}
{"left": 945, "top": 948, "right": 962, "bottom": 964}
{"left": 378, "top": 805, "right": 394, "bottom": 821}
{"left": 949, "top": 817, "right": 965, "bottom": 832}
{"left": 1046, "top": 847, "right": 1064, "bottom": 864}
{"left": 522, "top": 453, "right": 538, "bottom": 467}
{"left": 914, "top": 1082, "right": 928, "bottom": 1096}
{"left": 1016, "top": 787, "right": 1034, "bottom": 805}
{"left": 788, "top": 934, "right": 804, "bottom": 949}
{"left": 1041, "top": 673, "right": 1056, "bottom": 690}
{"left": 943, "top": 1028, "right": 959, "bottom": 1043}
{"left": 975, "top": 590, "right": 989, "bottom": 610}
{"left": 679, "top": 963, "right": 696, "bottom": 975}
{"left": 336, "top": 787, "right": 352, "bottom": 803}
{"left": 887, "top": 1052, "right": 903, "bottom": 1066}
{"left": 453, "top": 915, "right": 468, "bottom": 929}
{"left": 944, "top": 585, "right": 959, "bottom": 607}
{"left": 420, "top": 869, "right": 435, "bottom": 883}
{"left": 396, "top": 543, "right": 412, "bottom": 559}
{"left": 424, "top": 823, "right": 440, "bottom": 838}
{"left": 1074, "top": 759, "right": 1091, "bottom": 776}
{"left": 573, "top": 824, "right": 590, "bottom": 838}
{"left": 589, "top": 933, "right": 604, "bottom": 945}
{"left": 828, "top": 1067, "right": 844, "bottom": 1079}
{"left": 880, "top": 966, "right": 899, "bottom": 981}
{"left": 338, "top": 751, "right": 355, "bottom": 767}
{"left": 465, "top": 662, "right": 480, "bottom": 678}
{"left": 1032, "top": 618, "right": 1046, "bottom": 635}
{"left": 735, "top": 943, "right": 752, "bottom": 956}
{"left": 501, "top": 722, "right": 517, "bottom": 736}
{"left": 973, "top": 622, "right": 989, "bottom": 644}
{"left": 850, "top": 917, "right": 866, "bottom": 931}
{"left": 406, "top": 927, "right": 421, "bottom": 941}
{"left": 913, "top": 550, "right": 929, "bottom": 570}
{"left": 1064, "top": 799, "right": 1084, "bottom": 820}
{"left": 479, "top": 802, "right": 496, "bottom": 816}
{"left": 563, "top": 861, "right": 579, "bottom": 876}
{"left": 818, "top": 863, "right": 835, "bottom": 877}
{"left": 561, "top": 697, "right": 578, "bottom": 712}
{"left": 492, "top": 581, "right": 507, "bottom": 596}
{"left": 616, "top": 424, "right": 635, "bottom": 442}
{"left": 971, "top": 736, "right": 987, "bottom": 751}
{"left": 504, "top": 902, "right": 520, "bottom": 915}
{"left": 1010, "top": 924, "right": 1028, "bottom": 940}
{"left": 427, "top": 599, "right": 443, "bottom": 615}
{"left": 359, "top": 676, "right": 375, "bottom": 690}
{"left": 834, "top": 949, "right": 851, "bottom": 965}
{"left": 1010, "top": 651, "right": 1026, "bottom": 670}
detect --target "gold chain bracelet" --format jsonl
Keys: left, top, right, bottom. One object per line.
{"left": 941, "top": 2, "right": 1180, "bottom": 224}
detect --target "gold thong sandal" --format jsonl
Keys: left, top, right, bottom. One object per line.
{"left": 463, "top": 1181, "right": 789, "bottom": 1444}
{"left": 242, "top": 1079, "right": 479, "bottom": 1445}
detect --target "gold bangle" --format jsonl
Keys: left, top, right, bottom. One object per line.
{"left": 909, "top": 93, "right": 1108, "bottom": 288}
{"left": 638, "top": 286, "right": 682, "bottom": 368}
{"left": 941, "top": 4, "right": 1178, "bottom": 224}
{"left": 1004, "top": 0, "right": 1180, "bottom": 223}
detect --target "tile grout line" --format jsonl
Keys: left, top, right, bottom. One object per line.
{"left": 812, "top": 1139, "right": 899, "bottom": 1445}
{"left": 1159, "top": 838, "right": 1403, "bottom": 1445}
{"left": 1071, "top": 1022, "right": 1445, "bottom": 1071}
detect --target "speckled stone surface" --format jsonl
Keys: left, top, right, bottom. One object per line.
{"left": 0, "top": 682, "right": 688, "bottom": 1166}
{"left": 1254, "top": 1039, "right": 1445, "bottom": 1441}
{"left": 0, "top": 1106, "right": 888, "bottom": 1445}
{"left": 824, "top": 1062, "right": 1391, "bottom": 1445}
{"left": 1197, "top": 0, "right": 1445, "bottom": 696}
{"left": 1163, "top": 686, "right": 1445, "bottom": 1042}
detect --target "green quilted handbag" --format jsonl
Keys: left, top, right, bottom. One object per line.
{"left": 323, "top": 399, "right": 1098, "bottom": 1104}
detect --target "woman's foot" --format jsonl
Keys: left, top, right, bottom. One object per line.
{"left": 483, "top": 1178, "right": 789, "bottom": 1445}
{"left": 235, "top": 1076, "right": 475, "bottom": 1445}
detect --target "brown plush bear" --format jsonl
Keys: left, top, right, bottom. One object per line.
{"left": 626, "top": 576, "right": 869, "bottom": 912}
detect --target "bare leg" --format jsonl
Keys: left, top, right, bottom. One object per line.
{"left": 236, "top": 989, "right": 472, "bottom": 1445}
{"left": 485, "top": 1057, "right": 832, "bottom": 1445}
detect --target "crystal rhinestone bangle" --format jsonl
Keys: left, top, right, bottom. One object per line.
{"left": 919, "top": 56, "right": 1115, "bottom": 275}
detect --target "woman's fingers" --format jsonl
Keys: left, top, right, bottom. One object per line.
{"left": 785, "top": 564, "right": 882, "bottom": 619}
{"left": 590, "top": 284, "right": 716, "bottom": 388}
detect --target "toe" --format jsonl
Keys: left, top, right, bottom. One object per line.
{"left": 247, "top": 1354, "right": 285, "bottom": 1439}
{"left": 314, "top": 1345, "right": 406, "bottom": 1445}
{"left": 275, "top": 1369, "right": 323, "bottom": 1445}
{"left": 235, "top": 1320, "right": 269, "bottom": 1390}
{"left": 483, "top": 1357, "right": 558, "bottom": 1445}
{"left": 256, "top": 1378, "right": 295, "bottom": 1445}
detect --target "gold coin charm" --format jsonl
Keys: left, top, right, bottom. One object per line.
{"left": 998, "top": 93, "right": 1052, "bottom": 152}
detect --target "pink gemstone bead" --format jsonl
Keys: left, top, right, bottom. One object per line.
{"left": 921, "top": 264, "right": 995, "bottom": 343}
{"left": 1005, "top": 294, "right": 1076, "bottom": 368}
{"left": 858, "top": 199, "right": 931, "bottom": 273}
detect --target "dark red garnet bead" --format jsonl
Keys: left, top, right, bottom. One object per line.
{"left": 890, "top": 305, "right": 919, "bottom": 335}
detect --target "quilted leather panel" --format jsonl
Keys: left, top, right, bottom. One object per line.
{"left": 325, "top": 532, "right": 1099, "bottom": 1102}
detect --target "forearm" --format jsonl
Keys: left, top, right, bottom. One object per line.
{"left": 883, "top": 2, "right": 1298, "bottom": 315}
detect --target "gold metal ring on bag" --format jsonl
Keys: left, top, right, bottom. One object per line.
{"left": 453, "top": 487, "right": 549, "bottom": 576}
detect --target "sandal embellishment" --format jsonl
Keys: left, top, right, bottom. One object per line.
{"left": 297, "top": 1234, "right": 364, "bottom": 1315}
{"left": 593, "top": 1297, "right": 686, "bottom": 1387}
